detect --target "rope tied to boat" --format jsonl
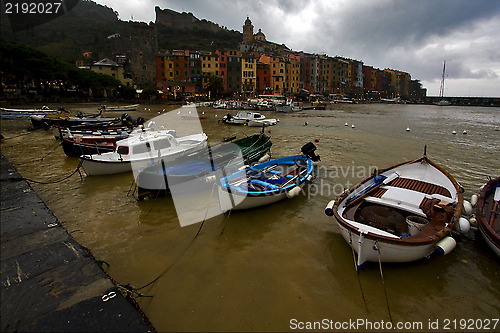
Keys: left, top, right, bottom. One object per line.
{"left": 23, "top": 159, "right": 84, "bottom": 184}
{"left": 349, "top": 230, "right": 369, "bottom": 314}
{"left": 375, "top": 240, "right": 393, "bottom": 324}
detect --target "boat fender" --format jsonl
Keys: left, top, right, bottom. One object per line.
{"left": 470, "top": 194, "right": 478, "bottom": 207}
{"left": 325, "top": 200, "right": 336, "bottom": 216}
{"left": 258, "top": 154, "right": 270, "bottom": 163}
{"left": 455, "top": 217, "right": 471, "bottom": 233}
{"left": 286, "top": 186, "right": 301, "bottom": 198}
{"left": 462, "top": 200, "right": 473, "bottom": 215}
{"left": 469, "top": 215, "right": 478, "bottom": 227}
{"left": 205, "top": 175, "right": 217, "bottom": 183}
{"left": 306, "top": 174, "right": 313, "bottom": 182}
{"left": 435, "top": 236, "right": 456, "bottom": 255}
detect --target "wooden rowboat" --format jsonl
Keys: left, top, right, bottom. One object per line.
{"left": 475, "top": 177, "right": 500, "bottom": 258}
{"left": 325, "top": 152, "right": 464, "bottom": 268}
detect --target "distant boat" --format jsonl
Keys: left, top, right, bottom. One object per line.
{"left": 436, "top": 61, "right": 451, "bottom": 106}
{"left": 30, "top": 112, "right": 139, "bottom": 130}
{"left": 325, "top": 152, "right": 465, "bottom": 268}
{"left": 380, "top": 97, "right": 400, "bottom": 103}
{"left": 275, "top": 99, "right": 302, "bottom": 113}
{"left": 1, "top": 106, "right": 66, "bottom": 119}
{"left": 99, "top": 104, "right": 139, "bottom": 111}
{"left": 475, "top": 176, "right": 500, "bottom": 258}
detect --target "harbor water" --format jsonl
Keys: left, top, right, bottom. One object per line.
{"left": 1, "top": 103, "right": 499, "bottom": 331}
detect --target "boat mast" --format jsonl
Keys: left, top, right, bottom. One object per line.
{"left": 439, "top": 61, "right": 446, "bottom": 98}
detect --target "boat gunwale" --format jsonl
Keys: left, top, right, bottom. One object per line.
{"left": 332, "top": 155, "right": 463, "bottom": 246}
{"left": 476, "top": 177, "right": 500, "bottom": 247}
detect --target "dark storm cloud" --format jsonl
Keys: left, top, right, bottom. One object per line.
{"left": 94, "top": 0, "right": 500, "bottom": 96}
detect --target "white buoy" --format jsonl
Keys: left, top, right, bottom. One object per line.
{"left": 435, "top": 236, "right": 457, "bottom": 255}
{"left": 202, "top": 111, "right": 205, "bottom": 115}
{"left": 205, "top": 175, "right": 216, "bottom": 183}
{"left": 406, "top": 127, "right": 411, "bottom": 132}
{"left": 215, "top": 114, "right": 218, "bottom": 117}
{"left": 463, "top": 130, "right": 467, "bottom": 134}
{"left": 286, "top": 186, "right": 302, "bottom": 198}
{"left": 177, "top": 111, "right": 180, "bottom": 114}
{"left": 452, "top": 130, "right": 457, "bottom": 134}
{"left": 351, "top": 124, "right": 355, "bottom": 128}
{"left": 455, "top": 217, "right": 471, "bottom": 233}
{"left": 463, "top": 200, "right": 473, "bottom": 215}
{"left": 325, "top": 200, "right": 336, "bottom": 216}
{"left": 345, "top": 122, "right": 349, "bottom": 126}
{"left": 470, "top": 194, "right": 478, "bottom": 206}
{"left": 257, "top": 154, "right": 270, "bottom": 163}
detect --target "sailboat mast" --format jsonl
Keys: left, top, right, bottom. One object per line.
{"left": 439, "top": 61, "right": 446, "bottom": 98}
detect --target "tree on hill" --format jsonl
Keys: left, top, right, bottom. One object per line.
{"left": 0, "top": 38, "right": 121, "bottom": 97}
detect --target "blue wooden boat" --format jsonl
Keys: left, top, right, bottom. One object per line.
{"left": 218, "top": 142, "right": 319, "bottom": 211}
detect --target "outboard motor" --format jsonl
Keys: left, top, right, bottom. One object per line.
{"left": 121, "top": 113, "right": 134, "bottom": 125}
{"left": 222, "top": 113, "right": 233, "bottom": 123}
{"left": 136, "top": 117, "right": 145, "bottom": 126}
{"left": 301, "top": 142, "right": 320, "bottom": 161}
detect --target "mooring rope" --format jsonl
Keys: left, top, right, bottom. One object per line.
{"left": 349, "top": 230, "right": 369, "bottom": 314}
{"left": 375, "top": 241, "right": 393, "bottom": 324}
{"left": 22, "top": 160, "right": 84, "bottom": 184}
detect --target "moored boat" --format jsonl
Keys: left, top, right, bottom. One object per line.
{"left": 100, "top": 104, "right": 139, "bottom": 112}
{"left": 218, "top": 142, "right": 320, "bottom": 211}
{"left": 30, "top": 112, "right": 141, "bottom": 131}
{"left": 222, "top": 111, "right": 278, "bottom": 126}
{"left": 475, "top": 177, "right": 500, "bottom": 258}
{"left": 79, "top": 130, "right": 207, "bottom": 176}
{"left": 1, "top": 106, "right": 66, "bottom": 119}
{"left": 275, "top": 99, "right": 302, "bottom": 113}
{"left": 135, "top": 133, "right": 272, "bottom": 200}
{"left": 61, "top": 135, "right": 123, "bottom": 157}
{"left": 325, "top": 152, "right": 464, "bottom": 268}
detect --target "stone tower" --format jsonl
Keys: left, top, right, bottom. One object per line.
{"left": 242, "top": 17, "right": 254, "bottom": 43}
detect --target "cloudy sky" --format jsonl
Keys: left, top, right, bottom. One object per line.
{"left": 92, "top": 0, "right": 500, "bottom": 97}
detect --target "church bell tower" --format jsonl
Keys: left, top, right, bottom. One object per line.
{"left": 242, "top": 16, "right": 254, "bottom": 43}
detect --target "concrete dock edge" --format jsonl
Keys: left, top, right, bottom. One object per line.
{"left": 1, "top": 153, "right": 155, "bottom": 332}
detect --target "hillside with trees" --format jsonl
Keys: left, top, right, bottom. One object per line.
{"left": 0, "top": 38, "right": 121, "bottom": 98}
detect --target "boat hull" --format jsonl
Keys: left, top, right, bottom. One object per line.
{"left": 329, "top": 155, "right": 463, "bottom": 267}
{"left": 219, "top": 154, "right": 314, "bottom": 211}
{"left": 336, "top": 222, "right": 438, "bottom": 266}
{"left": 80, "top": 158, "right": 132, "bottom": 175}
{"left": 475, "top": 176, "right": 500, "bottom": 258}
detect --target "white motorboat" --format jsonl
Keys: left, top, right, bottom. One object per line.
{"left": 79, "top": 130, "right": 207, "bottom": 176}
{"left": 256, "top": 100, "right": 275, "bottom": 111}
{"left": 275, "top": 99, "right": 302, "bottom": 112}
{"left": 222, "top": 111, "right": 278, "bottom": 126}
{"left": 325, "top": 152, "right": 465, "bottom": 268}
